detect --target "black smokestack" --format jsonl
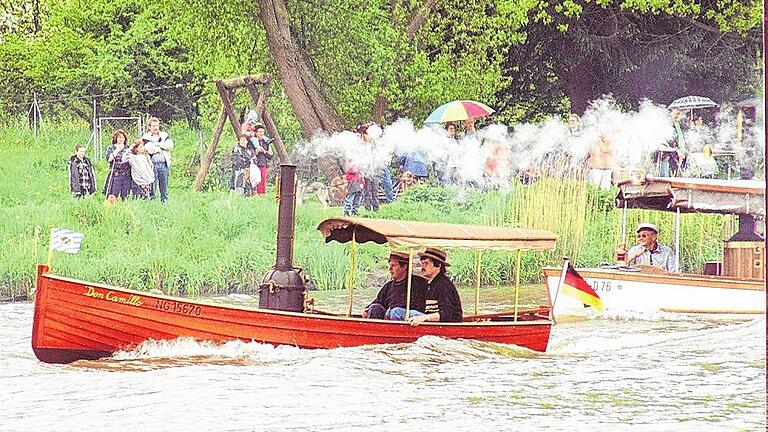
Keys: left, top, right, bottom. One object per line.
{"left": 259, "top": 164, "right": 306, "bottom": 312}
{"left": 275, "top": 164, "right": 297, "bottom": 270}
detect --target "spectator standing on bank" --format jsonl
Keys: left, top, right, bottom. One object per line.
{"left": 251, "top": 124, "right": 273, "bottom": 195}
{"left": 356, "top": 123, "right": 381, "bottom": 212}
{"left": 69, "top": 144, "right": 96, "bottom": 198}
{"left": 104, "top": 129, "right": 132, "bottom": 200}
{"left": 141, "top": 117, "right": 174, "bottom": 202}
{"left": 122, "top": 140, "right": 155, "bottom": 199}
{"left": 586, "top": 134, "right": 614, "bottom": 189}
{"left": 343, "top": 165, "right": 365, "bottom": 217}
{"left": 231, "top": 135, "right": 255, "bottom": 196}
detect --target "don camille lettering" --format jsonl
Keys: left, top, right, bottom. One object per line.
{"left": 83, "top": 286, "right": 143, "bottom": 307}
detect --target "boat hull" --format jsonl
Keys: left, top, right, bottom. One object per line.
{"left": 544, "top": 267, "right": 765, "bottom": 317}
{"left": 32, "top": 266, "right": 552, "bottom": 363}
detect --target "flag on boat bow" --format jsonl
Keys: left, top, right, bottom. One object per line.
{"left": 561, "top": 263, "right": 604, "bottom": 311}
{"left": 50, "top": 228, "right": 84, "bottom": 254}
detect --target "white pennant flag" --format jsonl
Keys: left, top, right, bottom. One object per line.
{"left": 50, "top": 228, "right": 84, "bottom": 254}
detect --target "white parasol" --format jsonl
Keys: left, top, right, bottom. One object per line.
{"left": 667, "top": 96, "right": 718, "bottom": 110}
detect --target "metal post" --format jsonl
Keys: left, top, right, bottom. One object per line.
{"left": 674, "top": 207, "right": 681, "bottom": 272}
{"left": 513, "top": 250, "right": 522, "bottom": 322}
{"left": 346, "top": 230, "right": 356, "bottom": 317}
{"left": 474, "top": 250, "right": 481, "bottom": 316}
{"left": 405, "top": 248, "right": 413, "bottom": 318}
{"left": 621, "top": 200, "right": 628, "bottom": 246}
{"left": 92, "top": 99, "right": 98, "bottom": 160}
{"left": 32, "top": 92, "right": 38, "bottom": 142}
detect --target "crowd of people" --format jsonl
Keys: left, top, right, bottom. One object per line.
{"left": 338, "top": 105, "right": 750, "bottom": 211}
{"left": 69, "top": 117, "right": 175, "bottom": 201}
{"left": 71, "top": 104, "right": 754, "bottom": 206}
{"left": 230, "top": 121, "right": 273, "bottom": 196}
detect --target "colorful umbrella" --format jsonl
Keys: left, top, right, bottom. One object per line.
{"left": 424, "top": 100, "right": 495, "bottom": 124}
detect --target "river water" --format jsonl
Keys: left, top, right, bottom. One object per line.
{"left": 0, "top": 297, "right": 765, "bottom": 431}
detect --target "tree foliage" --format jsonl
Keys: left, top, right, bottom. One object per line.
{"left": 0, "top": 0, "right": 762, "bottom": 130}
{"left": 502, "top": 0, "right": 763, "bottom": 117}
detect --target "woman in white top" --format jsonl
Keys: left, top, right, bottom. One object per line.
{"left": 122, "top": 140, "right": 155, "bottom": 199}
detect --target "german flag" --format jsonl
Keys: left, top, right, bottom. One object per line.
{"left": 561, "top": 263, "right": 604, "bottom": 311}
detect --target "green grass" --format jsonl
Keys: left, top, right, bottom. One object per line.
{"left": 0, "top": 121, "right": 732, "bottom": 298}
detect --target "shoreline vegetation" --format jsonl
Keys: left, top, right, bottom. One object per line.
{"left": 0, "top": 122, "right": 734, "bottom": 300}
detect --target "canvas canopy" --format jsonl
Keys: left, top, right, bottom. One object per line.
{"left": 616, "top": 177, "right": 766, "bottom": 219}
{"left": 317, "top": 218, "right": 557, "bottom": 251}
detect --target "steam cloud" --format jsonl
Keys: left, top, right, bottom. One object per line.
{"left": 293, "top": 95, "right": 764, "bottom": 187}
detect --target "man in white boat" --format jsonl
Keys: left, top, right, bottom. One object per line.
{"left": 625, "top": 223, "right": 676, "bottom": 272}
{"left": 363, "top": 252, "right": 427, "bottom": 320}
{"left": 408, "top": 248, "right": 463, "bottom": 325}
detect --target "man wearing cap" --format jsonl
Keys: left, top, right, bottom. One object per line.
{"left": 408, "top": 248, "right": 463, "bottom": 325}
{"left": 363, "top": 252, "right": 427, "bottom": 320}
{"left": 626, "top": 223, "right": 676, "bottom": 272}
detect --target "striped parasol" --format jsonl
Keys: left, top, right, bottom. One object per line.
{"left": 424, "top": 100, "right": 495, "bottom": 124}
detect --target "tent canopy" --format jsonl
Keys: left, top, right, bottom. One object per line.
{"left": 317, "top": 217, "right": 557, "bottom": 251}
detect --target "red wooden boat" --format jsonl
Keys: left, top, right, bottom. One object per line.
{"left": 32, "top": 165, "right": 558, "bottom": 364}
{"left": 32, "top": 264, "right": 553, "bottom": 364}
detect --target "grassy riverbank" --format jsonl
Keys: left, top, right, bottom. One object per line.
{"left": 0, "top": 122, "right": 732, "bottom": 299}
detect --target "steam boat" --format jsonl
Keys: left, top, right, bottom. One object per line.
{"left": 32, "top": 165, "right": 557, "bottom": 364}
{"left": 545, "top": 177, "right": 766, "bottom": 317}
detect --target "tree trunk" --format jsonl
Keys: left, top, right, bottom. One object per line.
{"left": 256, "top": 0, "right": 346, "bottom": 139}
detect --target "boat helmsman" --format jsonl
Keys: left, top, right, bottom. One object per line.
{"left": 626, "top": 223, "right": 676, "bottom": 272}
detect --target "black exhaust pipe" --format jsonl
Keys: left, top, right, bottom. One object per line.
{"left": 259, "top": 164, "right": 306, "bottom": 312}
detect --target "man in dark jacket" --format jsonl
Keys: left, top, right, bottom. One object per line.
{"left": 408, "top": 247, "right": 463, "bottom": 324}
{"left": 364, "top": 252, "right": 427, "bottom": 320}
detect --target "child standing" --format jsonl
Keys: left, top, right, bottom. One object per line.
{"left": 69, "top": 144, "right": 97, "bottom": 198}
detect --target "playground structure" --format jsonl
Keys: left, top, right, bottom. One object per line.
{"left": 192, "top": 75, "right": 288, "bottom": 191}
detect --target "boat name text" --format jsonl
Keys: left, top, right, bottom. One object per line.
{"left": 154, "top": 299, "right": 201, "bottom": 317}
{"left": 586, "top": 280, "right": 623, "bottom": 292}
{"left": 84, "top": 287, "right": 143, "bottom": 306}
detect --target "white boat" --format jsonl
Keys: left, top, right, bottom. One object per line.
{"left": 545, "top": 177, "right": 766, "bottom": 317}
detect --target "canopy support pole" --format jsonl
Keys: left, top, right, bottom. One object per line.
{"left": 346, "top": 231, "right": 356, "bottom": 316}
{"left": 621, "top": 200, "right": 628, "bottom": 246}
{"left": 405, "top": 248, "right": 414, "bottom": 318}
{"left": 513, "top": 250, "right": 521, "bottom": 322}
{"left": 474, "top": 250, "right": 481, "bottom": 316}
{"left": 674, "top": 207, "right": 681, "bottom": 272}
